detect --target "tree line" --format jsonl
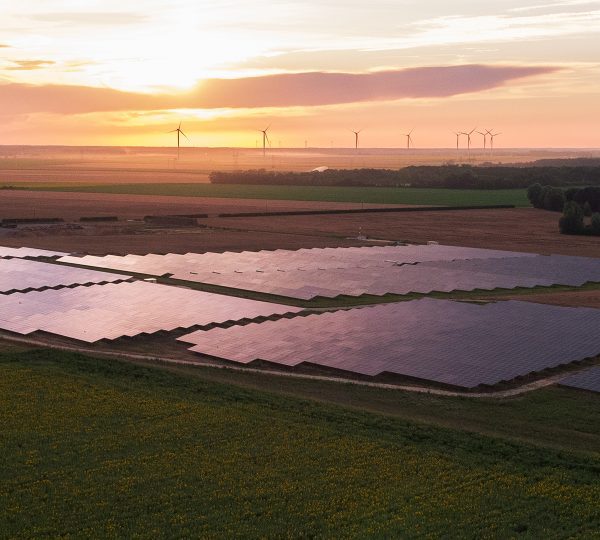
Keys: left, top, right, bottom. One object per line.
{"left": 527, "top": 183, "right": 600, "bottom": 236}
{"left": 210, "top": 165, "right": 600, "bottom": 190}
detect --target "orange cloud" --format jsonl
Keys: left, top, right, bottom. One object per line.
{"left": 6, "top": 59, "right": 56, "bottom": 71}
{"left": 0, "top": 64, "right": 558, "bottom": 115}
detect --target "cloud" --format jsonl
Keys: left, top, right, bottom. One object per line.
{"left": 509, "top": 1, "right": 599, "bottom": 13}
{"left": 0, "top": 64, "right": 559, "bottom": 115}
{"left": 6, "top": 60, "right": 55, "bottom": 71}
{"left": 30, "top": 12, "right": 147, "bottom": 25}
{"left": 192, "top": 65, "right": 560, "bottom": 108}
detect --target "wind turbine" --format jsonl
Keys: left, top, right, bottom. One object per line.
{"left": 168, "top": 122, "right": 189, "bottom": 160}
{"left": 259, "top": 125, "right": 271, "bottom": 157}
{"left": 404, "top": 128, "right": 414, "bottom": 149}
{"left": 476, "top": 130, "right": 488, "bottom": 149}
{"left": 453, "top": 131, "right": 461, "bottom": 151}
{"left": 460, "top": 128, "right": 476, "bottom": 159}
{"left": 489, "top": 131, "right": 501, "bottom": 151}
{"left": 351, "top": 129, "right": 362, "bottom": 149}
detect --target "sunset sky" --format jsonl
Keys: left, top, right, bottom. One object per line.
{"left": 1, "top": 0, "right": 599, "bottom": 148}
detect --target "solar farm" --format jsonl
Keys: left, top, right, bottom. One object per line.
{"left": 2, "top": 188, "right": 600, "bottom": 538}
{"left": 178, "top": 299, "right": 600, "bottom": 388}
{"left": 1, "top": 242, "right": 599, "bottom": 392}
{"left": 60, "top": 245, "right": 600, "bottom": 299}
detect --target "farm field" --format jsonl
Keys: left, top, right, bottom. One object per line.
{"left": 1, "top": 345, "right": 599, "bottom": 538}
{"left": 19, "top": 182, "right": 530, "bottom": 207}
{"left": 0, "top": 189, "right": 397, "bottom": 220}
{"left": 2, "top": 205, "right": 599, "bottom": 257}
{"left": 206, "top": 207, "right": 600, "bottom": 258}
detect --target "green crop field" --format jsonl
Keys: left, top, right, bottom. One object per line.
{"left": 1, "top": 345, "right": 599, "bottom": 537}
{"left": 21, "top": 182, "right": 530, "bottom": 207}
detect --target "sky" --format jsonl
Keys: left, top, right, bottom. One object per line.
{"left": 0, "top": 0, "right": 599, "bottom": 148}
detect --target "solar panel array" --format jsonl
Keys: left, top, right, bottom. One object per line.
{"left": 179, "top": 299, "right": 600, "bottom": 388}
{"left": 0, "top": 281, "right": 302, "bottom": 343}
{"left": 59, "top": 245, "right": 600, "bottom": 300}
{"left": 559, "top": 366, "right": 600, "bottom": 394}
{"left": 0, "top": 258, "right": 127, "bottom": 293}
{"left": 0, "top": 246, "right": 68, "bottom": 259}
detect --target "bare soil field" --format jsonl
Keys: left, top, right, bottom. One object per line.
{"left": 0, "top": 224, "right": 364, "bottom": 255}
{"left": 489, "top": 289, "right": 600, "bottom": 309}
{"left": 2, "top": 195, "right": 599, "bottom": 257}
{"left": 0, "top": 168, "right": 210, "bottom": 184}
{"left": 0, "top": 190, "right": 395, "bottom": 220}
{"left": 205, "top": 208, "right": 600, "bottom": 258}
{"left": 3, "top": 146, "right": 596, "bottom": 175}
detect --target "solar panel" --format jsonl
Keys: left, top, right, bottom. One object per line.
{"left": 559, "top": 365, "right": 600, "bottom": 393}
{"left": 58, "top": 245, "right": 600, "bottom": 300}
{"left": 0, "top": 281, "right": 302, "bottom": 343}
{"left": 0, "top": 258, "right": 127, "bottom": 293}
{"left": 179, "top": 299, "right": 600, "bottom": 389}
{"left": 0, "top": 246, "right": 69, "bottom": 259}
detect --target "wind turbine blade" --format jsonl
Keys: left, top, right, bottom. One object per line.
{"left": 180, "top": 131, "right": 190, "bottom": 141}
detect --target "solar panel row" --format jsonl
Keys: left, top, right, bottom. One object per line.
{"left": 0, "top": 258, "right": 127, "bottom": 293}
{"left": 0, "top": 246, "right": 68, "bottom": 259}
{"left": 0, "top": 281, "right": 302, "bottom": 343}
{"left": 60, "top": 244, "right": 534, "bottom": 276}
{"left": 61, "top": 246, "right": 600, "bottom": 300}
{"left": 179, "top": 299, "right": 600, "bottom": 389}
{"left": 559, "top": 365, "right": 600, "bottom": 393}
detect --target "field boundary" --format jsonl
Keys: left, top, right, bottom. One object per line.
{"left": 1, "top": 332, "right": 595, "bottom": 399}
{"left": 217, "top": 204, "right": 515, "bottom": 218}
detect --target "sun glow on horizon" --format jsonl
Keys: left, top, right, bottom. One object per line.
{"left": 1, "top": 0, "right": 599, "bottom": 147}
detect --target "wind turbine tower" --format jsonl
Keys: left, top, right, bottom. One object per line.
{"left": 259, "top": 125, "right": 271, "bottom": 157}
{"left": 476, "top": 130, "right": 488, "bottom": 149}
{"left": 351, "top": 129, "right": 362, "bottom": 150}
{"left": 453, "top": 131, "right": 462, "bottom": 160}
{"left": 489, "top": 131, "right": 501, "bottom": 152}
{"left": 404, "top": 128, "right": 414, "bottom": 149}
{"left": 460, "top": 128, "right": 476, "bottom": 160}
{"left": 169, "top": 122, "right": 189, "bottom": 160}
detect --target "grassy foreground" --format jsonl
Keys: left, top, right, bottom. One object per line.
{"left": 21, "top": 182, "right": 529, "bottom": 207}
{"left": 1, "top": 346, "right": 599, "bottom": 538}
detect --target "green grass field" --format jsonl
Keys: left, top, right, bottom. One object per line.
{"left": 1, "top": 345, "right": 599, "bottom": 537}
{"left": 20, "top": 182, "right": 530, "bottom": 207}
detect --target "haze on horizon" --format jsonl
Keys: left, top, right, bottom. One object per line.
{"left": 1, "top": 0, "right": 599, "bottom": 148}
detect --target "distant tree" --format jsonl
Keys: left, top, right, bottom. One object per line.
{"left": 564, "top": 187, "right": 579, "bottom": 202}
{"left": 527, "top": 183, "right": 544, "bottom": 208}
{"left": 573, "top": 186, "right": 600, "bottom": 213}
{"left": 559, "top": 201, "right": 584, "bottom": 234}
{"left": 583, "top": 201, "right": 593, "bottom": 217}
{"left": 543, "top": 187, "right": 566, "bottom": 212}
{"left": 591, "top": 213, "right": 600, "bottom": 235}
